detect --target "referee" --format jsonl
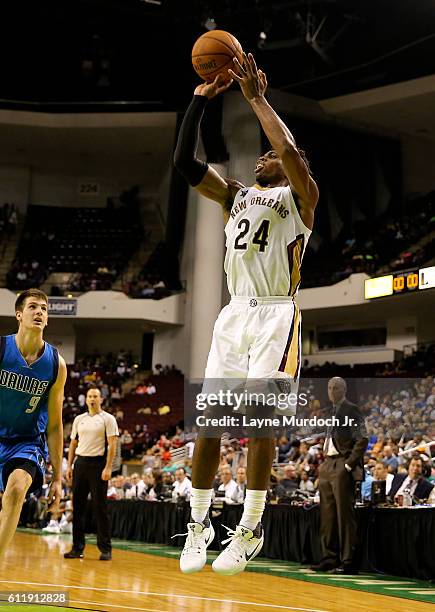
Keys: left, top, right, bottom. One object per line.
{"left": 64, "top": 387, "right": 119, "bottom": 560}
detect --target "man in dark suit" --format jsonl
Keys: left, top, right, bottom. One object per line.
{"left": 388, "top": 456, "right": 433, "bottom": 502}
{"left": 311, "top": 377, "right": 368, "bottom": 575}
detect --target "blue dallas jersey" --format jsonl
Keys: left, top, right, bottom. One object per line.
{"left": 0, "top": 334, "right": 59, "bottom": 440}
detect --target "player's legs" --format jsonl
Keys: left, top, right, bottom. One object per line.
{"left": 191, "top": 437, "right": 221, "bottom": 491}
{"left": 178, "top": 436, "right": 219, "bottom": 573}
{"left": 195, "top": 303, "right": 249, "bottom": 494}
{"left": 211, "top": 434, "right": 273, "bottom": 576}
{"left": 0, "top": 468, "right": 32, "bottom": 557}
{"left": 213, "top": 298, "right": 298, "bottom": 575}
{"left": 179, "top": 304, "right": 249, "bottom": 573}
{"left": 246, "top": 437, "right": 276, "bottom": 490}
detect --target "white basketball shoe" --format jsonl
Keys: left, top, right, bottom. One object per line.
{"left": 177, "top": 517, "right": 215, "bottom": 574}
{"left": 212, "top": 523, "right": 264, "bottom": 576}
{"left": 42, "top": 519, "right": 61, "bottom": 534}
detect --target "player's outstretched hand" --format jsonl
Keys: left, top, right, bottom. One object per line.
{"left": 47, "top": 479, "right": 62, "bottom": 513}
{"left": 228, "top": 52, "right": 268, "bottom": 102}
{"left": 194, "top": 73, "right": 233, "bottom": 99}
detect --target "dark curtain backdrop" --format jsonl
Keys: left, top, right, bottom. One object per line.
{"left": 83, "top": 501, "right": 435, "bottom": 580}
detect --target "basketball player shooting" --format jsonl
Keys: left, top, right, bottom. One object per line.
{"left": 174, "top": 52, "right": 319, "bottom": 575}
{"left": 0, "top": 289, "right": 66, "bottom": 558}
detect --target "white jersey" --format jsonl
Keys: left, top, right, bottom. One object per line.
{"left": 224, "top": 184, "right": 311, "bottom": 297}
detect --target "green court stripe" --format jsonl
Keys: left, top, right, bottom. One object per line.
{"left": 17, "top": 529, "right": 435, "bottom": 606}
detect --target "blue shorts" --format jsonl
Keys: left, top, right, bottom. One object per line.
{"left": 0, "top": 439, "right": 47, "bottom": 493}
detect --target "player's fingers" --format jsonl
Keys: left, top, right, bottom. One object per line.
{"left": 212, "top": 73, "right": 224, "bottom": 87}
{"left": 228, "top": 68, "right": 243, "bottom": 82}
{"left": 259, "top": 69, "right": 268, "bottom": 89}
{"left": 219, "top": 78, "right": 233, "bottom": 92}
{"left": 242, "top": 52, "right": 251, "bottom": 75}
{"left": 248, "top": 53, "right": 258, "bottom": 74}
{"left": 232, "top": 56, "right": 246, "bottom": 75}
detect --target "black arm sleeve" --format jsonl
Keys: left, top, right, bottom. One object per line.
{"left": 173, "top": 95, "right": 209, "bottom": 187}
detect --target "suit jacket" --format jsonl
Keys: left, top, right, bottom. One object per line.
{"left": 388, "top": 473, "right": 434, "bottom": 501}
{"left": 326, "top": 398, "right": 368, "bottom": 481}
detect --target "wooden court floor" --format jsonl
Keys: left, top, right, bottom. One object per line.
{"left": 0, "top": 532, "right": 432, "bottom": 612}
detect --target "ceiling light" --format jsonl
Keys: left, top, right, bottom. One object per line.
{"left": 203, "top": 17, "right": 217, "bottom": 31}
{"left": 258, "top": 31, "right": 267, "bottom": 49}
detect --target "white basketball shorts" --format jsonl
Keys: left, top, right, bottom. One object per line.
{"left": 203, "top": 296, "right": 302, "bottom": 413}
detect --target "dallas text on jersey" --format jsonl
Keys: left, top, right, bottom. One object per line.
{"left": 0, "top": 369, "right": 49, "bottom": 395}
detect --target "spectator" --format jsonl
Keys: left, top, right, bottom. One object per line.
{"left": 373, "top": 460, "right": 394, "bottom": 494}
{"left": 389, "top": 456, "right": 434, "bottom": 503}
{"left": 107, "top": 478, "right": 121, "bottom": 500}
{"left": 299, "top": 469, "right": 315, "bottom": 493}
{"left": 172, "top": 467, "right": 192, "bottom": 500}
{"left": 382, "top": 445, "right": 399, "bottom": 473}
{"left": 125, "top": 473, "right": 145, "bottom": 499}
{"left": 216, "top": 466, "right": 237, "bottom": 500}
{"left": 226, "top": 467, "right": 247, "bottom": 504}
{"left": 158, "top": 402, "right": 171, "bottom": 415}
{"left": 277, "top": 436, "right": 291, "bottom": 462}
{"left": 8, "top": 203, "right": 18, "bottom": 235}
{"left": 78, "top": 391, "right": 86, "bottom": 408}
{"left": 146, "top": 382, "right": 156, "bottom": 395}
{"left": 115, "top": 408, "right": 124, "bottom": 422}
{"left": 146, "top": 470, "right": 165, "bottom": 501}
{"left": 276, "top": 464, "right": 299, "bottom": 499}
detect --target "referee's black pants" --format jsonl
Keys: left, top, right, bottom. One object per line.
{"left": 72, "top": 456, "right": 111, "bottom": 554}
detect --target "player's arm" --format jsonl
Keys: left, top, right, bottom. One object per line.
{"left": 229, "top": 54, "right": 319, "bottom": 230}
{"left": 46, "top": 355, "right": 67, "bottom": 511}
{"left": 174, "top": 75, "right": 238, "bottom": 220}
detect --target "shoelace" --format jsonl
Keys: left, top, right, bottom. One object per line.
{"left": 171, "top": 528, "right": 202, "bottom": 554}
{"left": 171, "top": 531, "right": 188, "bottom": 539}
{"left": 220, "top": 525, "right": 246, "bottom": 561}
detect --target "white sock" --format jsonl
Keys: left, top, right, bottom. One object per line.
{"left": 240, "top": 490, "right": 267, "bottom": 530}
{"left": 190, "top": 488, "right": 213, "bottom": 524}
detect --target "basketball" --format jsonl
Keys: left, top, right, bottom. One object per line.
{"left": 191, "top": 30, "right": 244, "bottom": 83}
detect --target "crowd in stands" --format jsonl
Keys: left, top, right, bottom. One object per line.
{"left": 7, "top": 258, "right": 46, "bottom": 290}
{"left": 124, "top": 189, "right": 435, "bottom": 297}
{"left": 0, "top": 203, "right": 19, "bottom": 239}
{"left": 6, "top": 189, "right": 143, "bottom": 294}
{"left": 15, "top": 347, "right": 435, "bottom": 533}
{"left": 301, "top": 341, "right": 435, "bottom": 379}
{"left": 126, "top": 276, "right": 171, "bottom": 300}
{"left": 106, "top": 371, "right": 435, "bottom": 508}
{"left": 62, "top": 349, "right": 137, "bottom": 429}
{"left": 4, "top": 187, "right": 434, "bottom": 297}
{"left": 124, "top": 243, "right": 174, "bottom": 300}
{"left": 303, "top": 189, "right": 435, "bottom": 288}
